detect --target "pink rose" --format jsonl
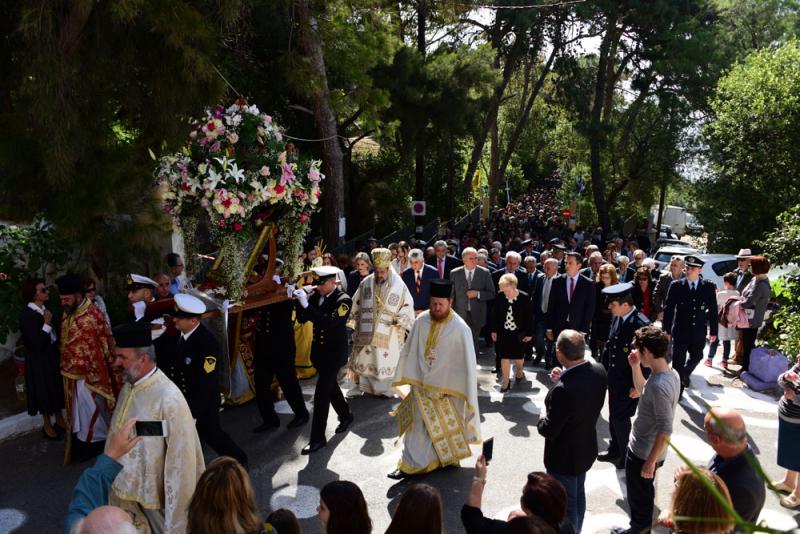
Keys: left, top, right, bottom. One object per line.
{"left": 233, "top": 222, "right": 243, "bottom": 232}
{"left": 259, "top": 165, "right": 270, "bottom": 176}
{"left": 274, "top": 184, "right": 285, "bottom": 195}
{"left": 299, "top": 213, "right": 309, "bottom": 224}
{"left": 218, "top": 219, "right": 226, "bottom": 228}
{"left": 163, "top": 204, "right": 173, "bottom": 213}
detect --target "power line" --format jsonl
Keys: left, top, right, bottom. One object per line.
{"left": 469, "top": 0, "right": 585, "bottom": 9}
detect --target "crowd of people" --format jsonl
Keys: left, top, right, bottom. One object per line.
{"left": 11, "top": 186, "right": 800, "bottom": 533}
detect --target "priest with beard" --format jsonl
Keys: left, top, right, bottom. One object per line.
{"left": 107, "top": 321, "right": 204, "bottom": 534}
{"left": 57, "top": 273, "right": 120, "bottom": 464}
{"left": 347, "top": 247, "right": 415, "bottom": 397}
{"left": 389, "top": 278, "right": 482, "bottom": 479}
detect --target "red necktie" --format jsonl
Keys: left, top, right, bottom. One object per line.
{"left": 438, "top": 259, "right": 444, "bottom": 279}
{"left": 416, "top": 273, "right": 421, "bottom": 294}
{"left": 569, "top": 277, "right": 575, "bottom": 302}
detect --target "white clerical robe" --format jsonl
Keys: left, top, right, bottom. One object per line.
{"left": 107, "top": 369, "right": 204, "bottom": 534}
{"left": 348, "top": 271, "right": 415, "bottom": 396}
{"left": 392, "top": 310, "right": 481, "bottom": 474}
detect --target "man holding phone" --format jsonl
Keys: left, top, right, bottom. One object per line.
{"left": 106, "top": 321, "right": 204, "bottom": 534}
{"left": 537, "top": 329, "right": 607, "bottom": 533}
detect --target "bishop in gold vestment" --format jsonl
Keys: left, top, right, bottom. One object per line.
{"left": 348, "top": 248, "right": 415, "bottom": 397}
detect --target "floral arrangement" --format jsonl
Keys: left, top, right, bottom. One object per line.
{"left": 155, "top": 100, "right": 323, "bottom": 301}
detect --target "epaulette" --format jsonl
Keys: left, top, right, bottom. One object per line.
{"left": 637, "top": 312, "right": 651, "bottom": 324}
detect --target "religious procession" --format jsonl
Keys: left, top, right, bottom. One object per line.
{"left": 2, "top": 2, "right": 800, "bottom": 534}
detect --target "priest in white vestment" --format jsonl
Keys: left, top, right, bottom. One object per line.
{"left": 348, "top": 248, "right": 415, "bottom": 397}
{"left": 106, "top": 322, "right": 205, "bottom": 534}
{"left": 389, "top": 278, "right": 482, "bottom": 479}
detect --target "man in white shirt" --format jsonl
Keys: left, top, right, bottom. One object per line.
{"left": 450, "top": 247, "right": 496, "bottom": 354}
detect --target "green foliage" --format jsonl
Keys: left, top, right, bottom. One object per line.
{"left": 761, "top": 276, "right": 800, "bottom": 361}
{"left": 699, "top": 40, "right": 800, "bottom": 251}
{"left": 756, "top": 205, "right": 800, "bottom": 360}
{"left": 0, "top": 219, "right": 70, "bottom": 344}
{"left": 757, "top": 204, "right": 800, "bottom": 267}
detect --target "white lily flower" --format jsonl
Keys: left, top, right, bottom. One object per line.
{"left": 227, "top": 162, "right": 246, "bottom": 184}
{"left": 213, "top": 156, "right": 230, "bottom": 171}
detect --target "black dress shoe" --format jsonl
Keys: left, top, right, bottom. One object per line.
{"left": 597, "top": 452, "right": 620, "bottom": 463}
{"left": 41, "top": 429, "right": 61, "bottom": 441}
{"left": 301, "top": 440, "right": 327, "bottom": 455}
{"left": 335, "top": 415, "right": 354, "bottom": 434}
{"left": 287, "top": 415, "right": 310, "bottom": 428}
{"left": 387, "top": 469, "right": 409, "bottom": 480}
{"left": 252, "top": 420, "right": 280, "bottom": 433}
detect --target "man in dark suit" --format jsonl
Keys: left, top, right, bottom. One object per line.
{"left": 401, "top": 248, "right": 439, "bottom": 315}
{"left": 523, "top": 255, "right": 545, "bottom": 361}
{"left": 252, "top": 299, "right": 310, "bottom": 433}
{"left": 491, "top": 250, "right": 529, "bottom": 294}
{"left": 618, "top": 256, "right": 637, "bottom": 283}
{"left": 662, "top": 255, "right": 718, "bottom": 391}
{"left": 426, "top": 239, "right": 463, "bottom": 279}
{"left": 703, "top": 408, "right": 766, "bottom": 523}
{"left": 170, "top": 294, "right": 248, "bottom": 467}
{"left": 597, "top": 283, "right": 650, "bottom": 469}
{"left": 734, "top": 249, "right": 754, "bottom": 293}
{"left": 580, "top": 251, "right": 604, "bottom": 281}
{"left": 546, "top": 252, "right": 596, "bottom": 343}
{"left": 538, "top": 329, "right": 608, "bottom": 534}
{"left": 292, "top": 266, "right": 354, "bottom": 454}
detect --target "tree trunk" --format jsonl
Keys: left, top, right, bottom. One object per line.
{"left": 655, "top": 180, "right": 667, "bottom": 244}
{"left": 294, "top": 0, "right": 344, "bottom": 246}
{"left": 414, "top": 0, "right": 426, "bottom": 229}
{"left": 447, "top": 133, "right": 455, "bottom": 221}
{"left": 463, "top": 38, "right": 522, "bottom": 190}
{"left": 488, "top": 119, "right": 500, "bottom": 206}
{"left": 497, "top": 44, "right": 559, "bottom": 183}
{"left": 588, "top": 16, "right": 618, "bottom": 232}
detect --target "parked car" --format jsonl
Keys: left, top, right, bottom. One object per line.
{"left": 694, "top": 254, "right": 739, "bottom": 289}
{"left": 652, "top": 245, "right": 700, "bottom": 271}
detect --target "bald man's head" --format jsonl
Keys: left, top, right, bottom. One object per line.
{"left": 704, "top": 407, "right": 747, "bottom": 457}
{"left": 73, "top": 506, "right": 135, "bottom": 534}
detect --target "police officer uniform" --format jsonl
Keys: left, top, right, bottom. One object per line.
{"left": 252, "top": 298, "right": 310, "bottom": 432}
{"left": 661, "top": 255, "right": 718, "bottom": 390}
{"left": 169, "top": 294, "right": 248, "bottom": 467}
{"left": 598, "top": 283, "right": 650, "bottom": 469}
{"left": 293, "top": 266, "right": 354, "bottom": 454}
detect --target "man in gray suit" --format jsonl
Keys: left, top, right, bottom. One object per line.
{"left": 450, "top": 247, "right": 496, "bottom": 354}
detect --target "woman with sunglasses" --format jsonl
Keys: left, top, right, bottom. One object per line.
{"left": 19, "top": 278, "right": 66, "bottom": 439}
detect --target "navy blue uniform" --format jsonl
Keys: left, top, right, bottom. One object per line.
{"left": 662, "top": 277, "right": 718, "bottom": 386}
{"left": 253, "top": 300, "right": 309, "bottom": 425}
{"left": 600, "top": 309, "right": 650, "bottom": 458}
{"left": 174, "top": 322, "right": 248, "bottom": 466}
{"left": 296, "top": 287, "right": 353, "bottom": 443}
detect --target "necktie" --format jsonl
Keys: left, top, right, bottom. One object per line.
{"left": 690, "top": 281, "right": 696, "bottom": 292}
{"left": 569, "top": 276, "right": 575, "bottom": 303}
{"left": 416, "top": 272, "right": 421, "bottom": 294}
{"left": 467, "top": 269, "right": 473, "bottom": 288}
{"left": 542, "top": 277, "right": 551, "bottom": 313}
{"left": 737, "top": 271, "right": 743, "bottom": 288}
{"left": 438, "top": 259, "right": 444, "bottom": 279}
{"left": 609, "top": 316, "right": 620, "bottom": 337}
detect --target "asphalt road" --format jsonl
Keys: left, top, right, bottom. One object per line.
{"left": 1, "top": 350, "right": 798, "bottom": 533}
